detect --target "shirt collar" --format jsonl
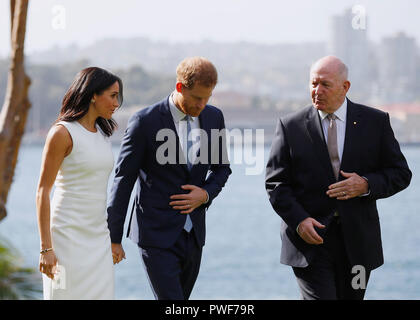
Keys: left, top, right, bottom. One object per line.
{"left": 169, "top": 92, "right": 196, "bottom": 123}
{"left": 318, "top": 98, "right": 347, "bottom": 122}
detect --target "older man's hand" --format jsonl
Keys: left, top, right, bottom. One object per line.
{"left": 326, "top": 170, "right": 369, "bottom": 200}
{"left": 297, "top": 218, "right": 326, "bottom": 245}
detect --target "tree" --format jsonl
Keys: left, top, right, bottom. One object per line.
{"left": 0, "top": 0, "right": 31, "bottom": 221}
{"left": 0, "top": 0, "right": 41, "bottom": 300}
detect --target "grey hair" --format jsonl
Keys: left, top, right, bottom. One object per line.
{"left": 339, "top": 63, "right": 349, "bottom": 81}
{"left": 310, "top": 56, "right": 349, "bottom": 81}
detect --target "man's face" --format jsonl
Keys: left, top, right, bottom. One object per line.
{"left": 310, "top": 68, "right": 348, "bottom": 114}
{"left": 177, "top": 83, "right": 214, "bottom": 117}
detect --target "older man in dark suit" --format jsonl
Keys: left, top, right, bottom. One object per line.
{"left": 265, "top": 56, "right": 412, "bottom": 299}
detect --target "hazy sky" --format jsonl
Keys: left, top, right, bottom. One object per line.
{"left": 1, "top": 0, "right": 419, "bottom": 57}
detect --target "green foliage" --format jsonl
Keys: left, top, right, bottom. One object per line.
{"left": 113, "top": 64, "right": 174, "bottom": 107}
{"left": 0, "top": 238, "right": 42, "bottom": 300}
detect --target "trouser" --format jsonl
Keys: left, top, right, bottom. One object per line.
{"left": 292, "top": 216, "right": 371, "bottom": 300}
{"left": 139, "top": 229, "right": 203, "bottom": 300}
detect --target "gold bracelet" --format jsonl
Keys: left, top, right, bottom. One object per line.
{"left": 40, "top": 248, "right": 53, "bottom": 254}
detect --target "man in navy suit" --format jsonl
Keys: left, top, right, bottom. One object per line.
{"left": 107, "top": 57, "right": 231, "bottom": 300}
{"left": 265, "top": 56, "right": 411, "bottom": 299}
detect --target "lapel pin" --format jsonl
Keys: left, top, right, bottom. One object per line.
{"left": 353, "top": 121, "right": 357, "bottom": 125}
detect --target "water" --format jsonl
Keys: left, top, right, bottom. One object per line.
{"left": 0, "top": 144, "right": 419, "bottom": 299}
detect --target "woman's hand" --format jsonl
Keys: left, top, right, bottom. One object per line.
{"left": 39, "top": 250, "right": 58, "bottom": 279}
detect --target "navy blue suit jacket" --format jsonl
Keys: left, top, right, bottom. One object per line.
{"left": 107, "top": 96, "right": 231, "bottom": 248}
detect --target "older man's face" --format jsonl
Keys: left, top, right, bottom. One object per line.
{"left": 310, "top": 67, "right": 348, "bottom": 114}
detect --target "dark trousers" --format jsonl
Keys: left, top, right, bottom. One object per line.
{"left": 292, "top": 217, "right": 371, "bottom": 300}
{"left": 139, "top": 229, "right": 203, "bottom": 300}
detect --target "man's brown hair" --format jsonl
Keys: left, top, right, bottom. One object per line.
{"left": 176, "top": 57, "right": 218, "bottom": 89}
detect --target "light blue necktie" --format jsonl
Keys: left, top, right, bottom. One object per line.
{"left": 182, "top": 115, "right": 193, "bottom": 232}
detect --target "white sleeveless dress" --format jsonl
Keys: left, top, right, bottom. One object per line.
{"left": 43, "top": 121, "right": 115, "bottom": 300}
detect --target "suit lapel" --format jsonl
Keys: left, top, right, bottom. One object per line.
{"left": 159, "top": 97, "right": 190, "bottom": 174}
{"left": 339, "top": 99, "right": 362, "bottom": 174}
{"left": 305, "top": 106, "right": 336, "bottom": 184}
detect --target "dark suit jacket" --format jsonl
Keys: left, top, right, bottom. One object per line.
{"left": 107, "top": 96, "right": 231, "bottom": 249}
{"left": 265, "top": 98, "right": 412, "bottom": 270}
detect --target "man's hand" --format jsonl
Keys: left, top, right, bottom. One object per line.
{"left": 111, "top": 243, "right": 126, "bottom": 265}
{"left": 297, "top": 218, "right": 325, "bottom": 245}
{"left": 326, "top": 171, "right": 369, "bottom": 200}
{"left": 169, "top": 185, "right": 208, "bottom": 214}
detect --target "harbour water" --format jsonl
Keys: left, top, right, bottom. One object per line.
{"left": 0, "top": 144, "right": 419, "bottom": 299}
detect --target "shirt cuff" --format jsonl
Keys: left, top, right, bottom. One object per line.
{"left": 204, "top": 191, "right": 209, "bottom": 204}
{"left": 359, "top": 176, "right": 370, "bottom": 197}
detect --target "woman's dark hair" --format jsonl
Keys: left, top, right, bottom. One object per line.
{"left": 57, "top": 67, "right": 123, "bottom": 137}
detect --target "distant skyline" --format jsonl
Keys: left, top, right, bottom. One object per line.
{"left": 1, "top": 0, "right": 420, "bottom": 58}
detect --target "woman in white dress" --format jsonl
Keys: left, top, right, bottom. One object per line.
{"left": 36, "top": 67, "right": 125, "bottom": 299}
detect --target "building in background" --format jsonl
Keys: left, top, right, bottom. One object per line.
{"left": 377, "top": 32, "right": 418, "bottom": 103}
{"left": 4, "top": 7, "right": 419, "bottom": 145}
{"left": 328, "top": 7, "right": 373, "bottom": 102}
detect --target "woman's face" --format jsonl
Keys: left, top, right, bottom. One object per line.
{"left": 92, "top": 81, "right": 120, "bottom": 119}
